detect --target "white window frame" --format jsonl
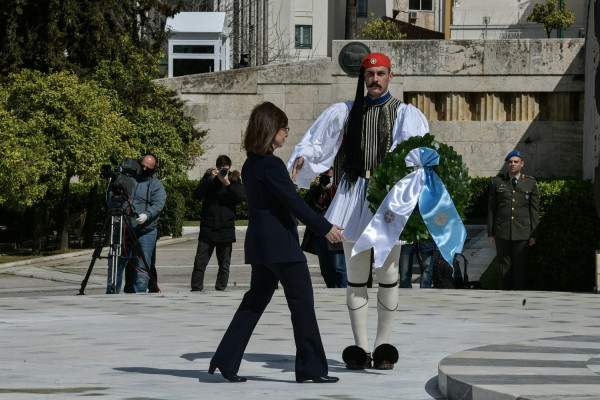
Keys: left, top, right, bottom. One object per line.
{"left": 168, "top": 39, "right": 220, "bottom": 78}
{"left": 295, "top": 25, "right": 312, "bottom": 49}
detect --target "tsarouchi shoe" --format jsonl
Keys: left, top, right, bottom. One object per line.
{"left": 342, "top": 345, "right": 372, "bottom": 370}
{"left": 372, "top": 343, "right": 399, "bottom": 370}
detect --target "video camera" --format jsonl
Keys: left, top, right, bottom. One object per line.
{"left": 100, "top": 157, "right": 141, "bottom": 209}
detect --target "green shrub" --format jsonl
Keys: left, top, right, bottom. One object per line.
{"left": 170, "top": 179, "right": 202, "bottom": 221}
{"left": 528, "top": 179, "right": 600, "bottom": 291}
{"left": 469, "top": 177, "right": 600, "bottom": 292}
{"left": 158, "top": 183, "right": 185, "bottom": 237}
{"left": 359, "top": 14, "right": 406, "bottom": 40}
{"left": 464, "top": 177, "right": 490, "bottom": 220}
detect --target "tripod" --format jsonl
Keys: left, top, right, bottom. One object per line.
{"left": 78, "top": 204, "right": 152, "bottom": 295}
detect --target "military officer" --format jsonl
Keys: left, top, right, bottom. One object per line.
{"left": 487, "top": 150, "right": 539, "bottom": 290}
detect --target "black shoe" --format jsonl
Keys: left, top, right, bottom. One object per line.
{"left": 208, "top": 364, "right": 247, "bottom": 383}
{"left": 342, "top": 345, "right": 372, "bottom": 369}
{"left": 297, "top": 376, "right": 339, "bottom": 383}
{"left": 372, "top": 343, "right": 399, "bottom": 370}
{"left": 191, "top": 288, "right": 204, "bottom": 292}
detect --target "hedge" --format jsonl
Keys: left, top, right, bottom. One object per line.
{"left": 528, "top": 179, "right": 600, "bottom": 291}
{"left": 465, "top": 177, "right": 600, "bottom": 292}
{"left": 2, "top": 177, "right": 600, "bottom": 293}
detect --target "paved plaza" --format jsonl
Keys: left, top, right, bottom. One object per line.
{"left": 1, "top": 226, "right": 599, "bottom": 399}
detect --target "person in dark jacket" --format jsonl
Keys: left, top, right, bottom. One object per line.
{"left": 106, "top": 154, "right": 166, "bottom": 294}
{"left": 208, "top": 101, "right": 344, "bottom": 383}
{"left": 233, "top": 53, "right": 250, "bottom": 69}
{"left": 191, "top": 155, "right": 244, "bottom": 291}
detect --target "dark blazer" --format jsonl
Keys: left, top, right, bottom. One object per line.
{"left": 487, "top": 173, "right": 539, "bottom": 241}
{"left": 193, "top": 170, "right": 244, "bottom": 243}
{"left": 242, "top": 152, "right": 332, "bottom": 265}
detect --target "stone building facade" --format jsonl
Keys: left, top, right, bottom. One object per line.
{"left": 159, "top": 39, "right": 585, "bottom": 180}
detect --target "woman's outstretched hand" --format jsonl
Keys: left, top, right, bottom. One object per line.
{"left": 291, "top": 157, "right": 304, "bottom": 182}
{"left": 325, "top": 225, "right": 345, "bottom": 244}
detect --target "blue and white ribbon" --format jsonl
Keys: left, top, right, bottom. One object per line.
{"left": 352, "top": 147, "right": 466, "bottom": 268}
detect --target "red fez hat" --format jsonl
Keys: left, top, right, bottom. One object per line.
{"left": 361, "top": 53, "right": 392, "bottom": 69}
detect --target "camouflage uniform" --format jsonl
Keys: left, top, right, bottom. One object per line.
{"left": 487, "top": 173, "right": 539, "bottom": 290}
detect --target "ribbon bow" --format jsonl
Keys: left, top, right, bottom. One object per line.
{"left": 352, "top": 148, "right": 466, "bottom": 268}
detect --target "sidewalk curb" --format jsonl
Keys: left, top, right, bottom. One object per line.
{"left": 0, "top": 232, "right": 196, "bottom": 270}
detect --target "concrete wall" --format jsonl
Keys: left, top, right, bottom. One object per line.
{"left": 158, "top": 39, "right": 585, "bottom": 181}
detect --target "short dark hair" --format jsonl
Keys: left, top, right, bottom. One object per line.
{"left": 243, "top": 102, "right": 288, "bottom": 156}
{"left": 216, "top": 155, "right": 232, "bottom": 168}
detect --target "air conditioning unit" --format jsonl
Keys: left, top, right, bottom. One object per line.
{"left": 409, "top": 11, "right": 419, "bottom": 20}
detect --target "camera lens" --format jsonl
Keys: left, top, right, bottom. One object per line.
{"left": 320, "top": 174, "right": 331, "bottom": 186}
{"left": 219, "top": 168, "right": 228, "bottom": 176}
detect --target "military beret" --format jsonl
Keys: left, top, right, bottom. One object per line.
{"left": 504, "top": 150, "right": 523, "bottom": 161}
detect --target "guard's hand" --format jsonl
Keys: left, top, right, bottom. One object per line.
{"left": 325, "top": 225, "right": 345, "bottom": 244}
{"left": 291, "top": 157, "right": 304, "bottom": 182}
{"left": 136, "top": 214, "right": 148, "bottom": 224}
{"left": 488, "top": 236, "right": 495, "bottom": 245}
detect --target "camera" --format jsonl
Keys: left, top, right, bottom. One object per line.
{"left": 100, "top": 157, "right": 142, "bottom": 209}
{"left": 219, "top": 167, "right": 228, "bottom": 177}
{"left": 319, "top": 173, "right": 331, "bottom": 187}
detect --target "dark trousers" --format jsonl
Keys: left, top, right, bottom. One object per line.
{"left": 210, "top": 261, "right": 328, "bottom": 381}
{"left": 314, "top": 236, "right": 347, "bottom": 288}
{"left": 496, "top": 238, "right": 528, "bottom": 290}
{"left": 191, "top": 240, "right": 232, "bottom": 291}
{"left": 148, "top": 243, "right": 159, "bottom": 293}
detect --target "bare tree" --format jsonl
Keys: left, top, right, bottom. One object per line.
{"left": 217, "top": 0, "right": 297, "bottom": 66}
{"left": 178, "top": 0, "right": 214, "bottom": 11}
{"left": 175, "top": 0, "right": 303, "bottom": 67}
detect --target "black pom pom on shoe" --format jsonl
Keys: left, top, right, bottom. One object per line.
{"left": 342, "top": 345, "right": 371, "bottom": 369}
{"left": 372, "top": 343, "right": 399, "bottom": 370}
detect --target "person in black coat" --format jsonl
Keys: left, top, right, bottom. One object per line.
{"left": 233, "top": 53, "right": 250, "bottom": 69}
{"left": 209, "top": 101, "right": 345, "bottom": 384}
{"left": 191, "top": 155, "right": 244, "bottom": 292}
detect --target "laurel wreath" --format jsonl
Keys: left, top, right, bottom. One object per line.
{"left": 366, "top": 133, "right": 471, "bottom": 242}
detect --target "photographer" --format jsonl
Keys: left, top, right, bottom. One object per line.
{"left": 191, "top": 155, "right": 244, "bottom": 292}
{"left": 301, "top": 168, "right": 347, "bottom": 288}
{"left": 106, "top": 154, "right": 166, "bottom": 294}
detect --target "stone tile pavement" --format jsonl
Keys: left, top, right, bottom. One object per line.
{"left": 0, "top": 225, "right": 599, "bottom": 399}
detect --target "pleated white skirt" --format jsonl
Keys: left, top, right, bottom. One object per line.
{"left": 324, "top": 175, "right": 374, "bottom": 242}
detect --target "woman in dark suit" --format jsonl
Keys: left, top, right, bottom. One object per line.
{"left": 209, "top": 101, "right": 345, "bottom": 383}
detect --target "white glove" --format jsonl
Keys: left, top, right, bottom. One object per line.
{"left": 136, "top": 214, "right": 148, "bottom": 224}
